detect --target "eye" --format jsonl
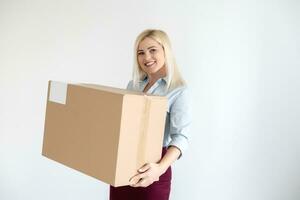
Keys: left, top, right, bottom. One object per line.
{"left": 137, "top": 51, "right": 144, "bottom": 55}
{"left": 150, "top": 49, "right": 157, "bottom": 53}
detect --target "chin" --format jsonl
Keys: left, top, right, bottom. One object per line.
{"left": 146, "top": 67, "right": 162, "bottom": 74}
{"left": 146, "top": 70, "right": 159, "bottom": 75}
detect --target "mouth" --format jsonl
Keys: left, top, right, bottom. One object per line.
{"left": 144, "top": 61, "right": 156, "bottom": 68}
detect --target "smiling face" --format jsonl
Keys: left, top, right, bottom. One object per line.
{"left": 137, "top": 37, "right": 166, "bottom": 77}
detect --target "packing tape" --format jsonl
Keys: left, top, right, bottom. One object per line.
{"left": 136, "top": 95, "right": 151, "bottom": 170}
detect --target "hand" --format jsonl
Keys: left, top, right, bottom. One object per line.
{"left": 129, "top": 163, "right": 166, "bottom": 187}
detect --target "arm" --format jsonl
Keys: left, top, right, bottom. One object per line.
{"left": 129, "top": 146, "right": 180, "bottom": 187}
{"left": 130, "top": 88, "right": 192, "bottom": 187}
{"left": 158, "top": 145, "right": 181, "bottom": 173}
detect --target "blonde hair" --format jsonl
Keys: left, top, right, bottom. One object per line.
{"left": 132, "top": 29, "right": 186, "bottom": 91}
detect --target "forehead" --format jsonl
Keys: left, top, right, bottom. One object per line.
{"left": 138, "top": 37, "right": 162, "bottom": 50}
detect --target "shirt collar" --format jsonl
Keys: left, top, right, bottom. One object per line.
{"left": 141, "top": 76, "right": 168, "bottom": 84}
{"left": 138, "top": 75, "right": 167, "bottom": 93}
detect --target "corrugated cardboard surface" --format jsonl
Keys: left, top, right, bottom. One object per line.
{"left": 42, "top": 81, "right": 167, "bottom": 187}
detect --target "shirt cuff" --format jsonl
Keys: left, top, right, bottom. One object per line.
{"left": 168, "top": 134, "right": 189, "bottom": 159}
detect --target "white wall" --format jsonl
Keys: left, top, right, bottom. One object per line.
{"left": 1, "top": 0, "right": 299, "bottom": 200}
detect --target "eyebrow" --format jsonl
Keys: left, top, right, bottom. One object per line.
{"left": 137, "top": 46, "right": 157, "bottom": 52}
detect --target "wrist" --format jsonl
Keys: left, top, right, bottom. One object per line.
{"left": 158, "top": 162, "right": 169, "bottom": 174}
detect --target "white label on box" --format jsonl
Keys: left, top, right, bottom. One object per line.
{"left": 49, "top": 81, "right": 68, "bottom": 105}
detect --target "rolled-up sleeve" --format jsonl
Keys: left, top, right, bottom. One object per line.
{"left": 168, "top": 87, "right": 192, "bottom": 158}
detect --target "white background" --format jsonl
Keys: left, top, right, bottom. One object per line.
{"left": 1, "top": 0, "right": 299, "bottom": 199}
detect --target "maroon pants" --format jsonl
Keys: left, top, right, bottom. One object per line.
{"left": 109, "top": 148, "right": 172, "bottom": 200}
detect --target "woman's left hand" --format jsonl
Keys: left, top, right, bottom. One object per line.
{"left": 129, "top": 163, "right": 166, "bottom": 187}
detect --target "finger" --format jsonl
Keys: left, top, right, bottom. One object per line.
{"left": 138, "top": 163, "right": 151, "bottom": 172}
{"left": 129, "top": 173, "right": 147, "bottom": 185}
{"left": 129, "top": 174, "right": 140, "bottom": 185}
{"left": 129, "top": 179, "right": 139, "bottom": 185}
{"left": 132, "top": 178, "right": 148, "bottom": 187}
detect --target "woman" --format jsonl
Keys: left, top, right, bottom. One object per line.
{"left": 110, "top": 29, "right": 192, "bottom": 200}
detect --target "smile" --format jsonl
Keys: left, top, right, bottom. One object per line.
{"left": 144, "top": 61, "right": 156, "bottom": 67}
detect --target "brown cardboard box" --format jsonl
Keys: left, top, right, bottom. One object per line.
{"left": 42, "top": 80, "right": 167, "bottom": 187}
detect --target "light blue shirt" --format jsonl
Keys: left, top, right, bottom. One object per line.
{"left": 126, "top": 77, "right": 192, "bottom": 157}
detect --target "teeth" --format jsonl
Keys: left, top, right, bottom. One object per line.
{"left": 145, "top": 61, "right": 155, "bottom": 67}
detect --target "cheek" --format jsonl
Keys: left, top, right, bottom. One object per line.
{"left": 137, "top": 57, "right": 143, "bottom": 65}
{"left": 158, "top": 54, "right": 165, "bottom": 64}
{"left": 137, "top": 58, "right": 146, "bottom": 71}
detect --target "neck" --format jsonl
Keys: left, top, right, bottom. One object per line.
{"left": 147, "top": 67, "right": 167, "bottom": 85}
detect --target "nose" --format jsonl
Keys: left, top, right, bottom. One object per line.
{"left": 144, "top": 52, "right": 151, "bottom": 60}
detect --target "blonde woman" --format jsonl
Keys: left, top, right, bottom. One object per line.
{"left": 110, "top": 29, "right": 192, "bottom": 200}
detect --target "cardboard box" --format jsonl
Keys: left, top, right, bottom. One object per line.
{"left": 42, "top": 80, "right": 167, "bottom": 187}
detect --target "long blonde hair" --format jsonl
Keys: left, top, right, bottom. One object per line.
{"left": 132, "top": 29, "right": 186, "bottom": 91}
